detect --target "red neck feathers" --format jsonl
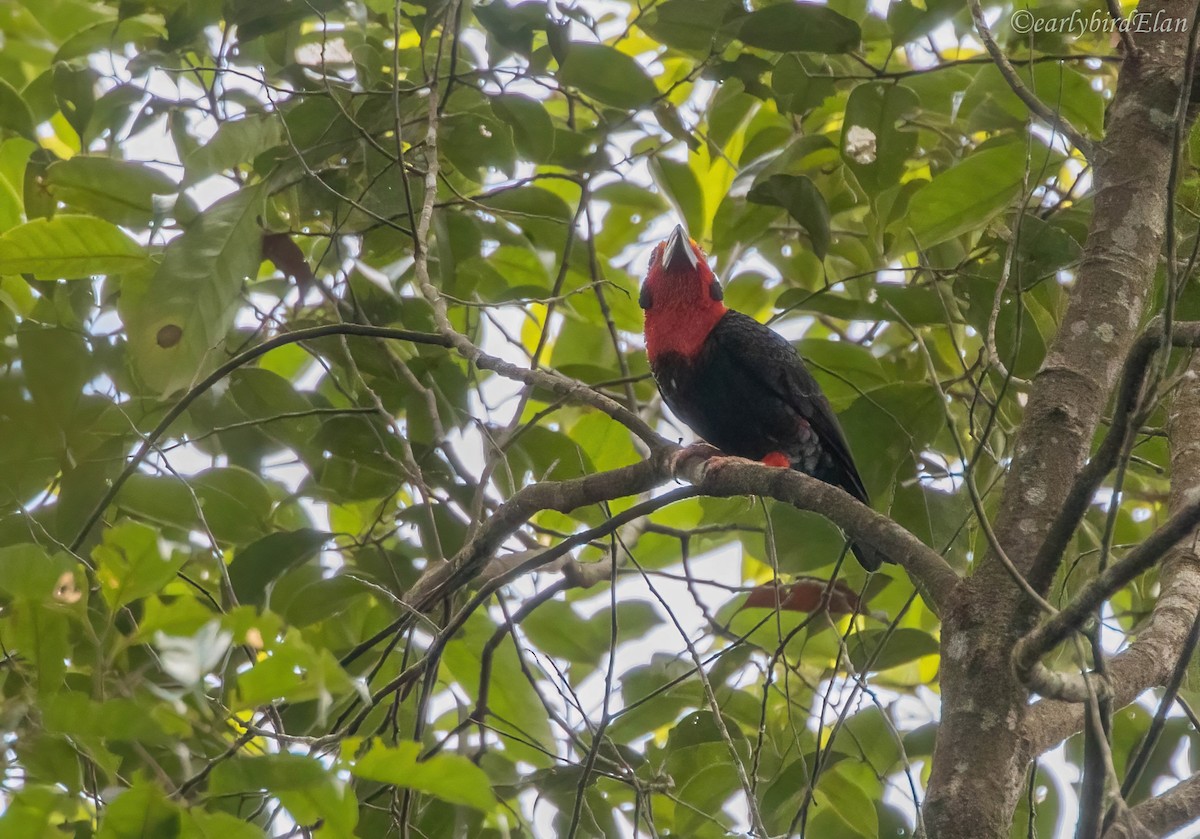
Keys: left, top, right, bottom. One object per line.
{"left": 642, "top": 227, "right": 727, "bottom": 362}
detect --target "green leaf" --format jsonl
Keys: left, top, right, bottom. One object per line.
{"left": 228, "top": 529, "right": 329, "bottom": 606}
{"left": 42, "top": 693, "right": 169, "bottom": 744}
{"left": 55, "top": 16, "right": 166, "bottom": 64}
{"left": 97, "top": 782, "right": 181, "bottom": 839}
{"left": 183, "top": 113, "right": 281, "bottom": 185}
{"left": 441, "top": 109, "right": 517, "bottom": 179}
{"left": 117, "top": 466, "right": 275, "bottom": 545}
{"left": 210, "top": 754, "right": 357, "bottom": 836}
{"left": 522, "top": 599, "right": 662, "bottom": 673}
{"left": 772, "top": 55, "right": 836, "bottom": 115}
{"left": 0, "top": 544, "right": 75, "bottom": 602}
{"left": 848, "top": 627, "right": 940, "bottom": 671}
{"left": 93, "top": 519, "right": 187, "bottom": 609}
{"left": 353, "top": 741, "right": 496, "bottom": 811}
{"left": 747, "top": 173, "right": 830, "bottom": 258}
{"left": 234, "top": 630, "right": 353, "bottom": 708}
{"left": 53, "top": 63, "right": 97, "bottom": 140}
{"left": 559, "top": 43, "right": 659, "bottom": 109}
{"left": 650, "top": 156, "right": 705, "bottom": 240}
{"left": 491, "top": 93, "right": 555, "bottom": 162}
{"left": 962, "top": 63, "right": 1104, "bottom": 138}
{"left": 841, "top": 82, "right": 919, "bottom": 193}
{"left": 736, "top": 4, "right": 861, "bottom": 53}
{"left": 15, "top": 326, "right": 91, "bottom": 427}
{"left": 640, "top": 0, "right": 734, "bottom": 51}
{"left": 44, "top": 156, "right": 180, "bottom": 226}
{"left": 118, "top": 184, "right": 265, "bottom": 394}
{"left": 0, "top": 78, "right": 36, "bottom": 141}
{"left": 843, "top": 707, "right": 902, "bottom": 773}
{"left": 0, "top": 138, "right": 35, "bottom": 233}
{"left": 898, "top": 140, "right": 1063, "bottom": 250}
{"left": 181, "top": 810, "right": 267, "bottom": 839}
{"left": 0, "top": 215, "right": 146, "bottom": 278}
{"left": 814, "top": 765, "right": 879, "bottom": 838}
{"left": 6, "top": 602, "right": 71, "bottom": 693}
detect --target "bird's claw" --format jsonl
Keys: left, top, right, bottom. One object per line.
{"left": 669, "top": 442, "right": 726, "bottom": 481}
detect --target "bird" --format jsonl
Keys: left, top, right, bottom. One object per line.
{"left": 640, "top": 224, "right": 885, "bottom": 571}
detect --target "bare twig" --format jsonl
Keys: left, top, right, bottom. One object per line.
{"left": 967, "top": 0, "right": 1093, "bottom": 156}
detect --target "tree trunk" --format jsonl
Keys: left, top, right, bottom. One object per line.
{"left": 924, "top": 9, "right": 1195, "bottom": 835}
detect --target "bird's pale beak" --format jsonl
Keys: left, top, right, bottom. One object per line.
{"left": 662, "top": 224, "right": 699, "bottom": 271}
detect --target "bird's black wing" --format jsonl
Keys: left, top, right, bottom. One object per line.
{"left": 708, "top": 310, "right": 870, "bottom": 504}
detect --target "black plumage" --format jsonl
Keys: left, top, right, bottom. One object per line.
{"left": 651, "top": 310, "right": 883, "bottom": 571}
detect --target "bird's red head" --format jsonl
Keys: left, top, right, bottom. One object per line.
{"left": 641, "top": 225, "right": 727, "bottom": 361}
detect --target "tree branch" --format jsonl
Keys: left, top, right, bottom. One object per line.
{"left": 67, "top": 323, "right": 451, "bottom": 555}
{"left": 339, "top": 446, "right": 962, "bottom": 673}
{"left": 1025, "top": 350, "right": 1200, "bottom": 753}
{"left": 671, "top": 453, "right": 962, "bottom": 607}
{"left": 1013, "top": 497, "right": 1200, "bottom": 699}
{"left": 967, "top": 0, "right": 1093, "bottom": 156}
{"left": 1031, "top": 321, "right": 1200, "bottom": 591}
{"left": 1102, "top": 772, "right": 1200, "bottom": 839}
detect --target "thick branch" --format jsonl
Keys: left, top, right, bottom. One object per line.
{"left": 672, "top": 454, "right": 961, "bottom": 607}
{"left": 925, "top": 24, "right": 1195, "bottom": 818}
{"left": 983, "top": 3, "right": 1192, "bottom": 596}
{"left": 347, "top": 449, "right": 961, "bottom": 670}
{"left": 1102, "top": 772, "right": 1200, "bottom": 839}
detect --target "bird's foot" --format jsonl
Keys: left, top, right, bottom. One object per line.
{"left": 669, "top": 442, "right": 728, "bottom": 482}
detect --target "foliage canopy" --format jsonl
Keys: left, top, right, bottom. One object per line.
{"left": 0, "top": 0, "right": 1192, "bottom": 836}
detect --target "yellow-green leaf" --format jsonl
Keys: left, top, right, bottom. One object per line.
{"left": 0, "top": 215, "right": 146, "bottom": 278}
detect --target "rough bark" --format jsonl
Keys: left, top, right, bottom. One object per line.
{"left": 923, "top": 10, "right": 1194, "bottom": 836}
{"left": 1103, "top": 771, "right": 1200, "bottom": 839}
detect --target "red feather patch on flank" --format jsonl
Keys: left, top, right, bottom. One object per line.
{"left": 761, "top": 451, "right": 790, "bottom": 468}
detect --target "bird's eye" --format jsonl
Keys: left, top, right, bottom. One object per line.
{"left": 639, "top": 284, "right": 653, "bottom": 310}
{"left": 709, "top": 280, "right": 723, "bottom": 302}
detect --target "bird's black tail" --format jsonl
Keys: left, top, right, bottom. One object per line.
{"left": 850, "top": 541, "right": 884, "bottom": 572}
{"left": 831, "top": 467, "right": 886, "bottom": 572}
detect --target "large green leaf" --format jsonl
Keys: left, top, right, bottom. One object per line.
{"left": 736, "top": 3, "right": 861, "bottom": 53}
{"left": 650, "top": 156, "right": 705, "bottom": 239}
{"left": 0, "top": 78, "right": 36, "bottom": 141}
{"left": 352, "top": 741, "right": 496, "bottom": 811}
{"left": 118, "top": 184, "right": 265, "bottom": 394}
{"left": 93, "top": 519, "right": 187, "bottom": 609}
{"left": 210, "top": 753, "right": 357, "bottom": 835}
{"left": 228, "top": 528, "right": 329, "bottom": 605}
{"left": 0, "top": 215, "right": 146, "bottom": 278}
{"left": 897, "top": 140, "right": 1062, "bottom": 250}
{"left": 97, "top": 782, "right": 181, "bottom": 839}
{"left": 559, "top": 43, "right": 659, "bottom": 108}
{"left": 44, "top": 156, "right": 183, "bottom": 226}
{"left": 841, "top": 82, "right": 919, "bottom": 193}
{"left": 747, "top": 173, "right": 831, "bottom": 258}
{"left": 640, "top": 0, "right": 735, "bottom": 51}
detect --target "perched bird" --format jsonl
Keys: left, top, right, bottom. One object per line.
{"left": 641, "top": 225, "right": 884, "bottom": 571}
